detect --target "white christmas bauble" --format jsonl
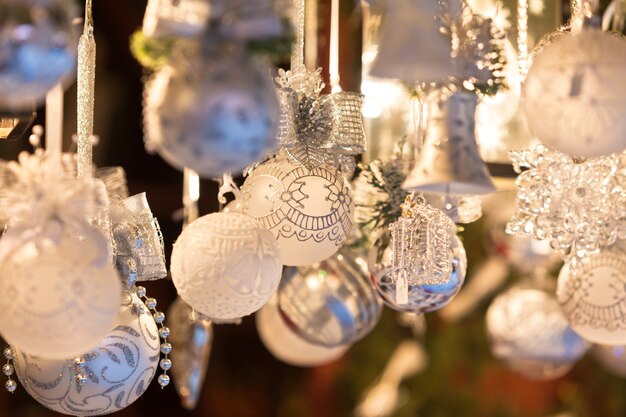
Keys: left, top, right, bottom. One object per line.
{"left": 13, "top": 292, "right": 160, "bottom": 416}
{"left": 0, "top": 226, "right": 122, "bottom": 359}
{"left": 256, "top": 296, "right": 349, "bottom": 367}
{"left": 370, "top": 234, "right": 467, "bottom": 313}
{"left": 171, "top": 212, "right": 283, "bottom": 320}
{"left": 523, "top": 30, "right": 626, "bottom": 158}
{"left": 0, "top": 0, "right": 78, "bottom": 110}
{"left": 241, "top": 152, "right": 354, "bottom": 266}
{"left": 593, "top": 344, "right": 626, "bottom": 377}
{"left": 143, "top": 45, "right": 279, "bottom": 178}
{"left": 486, "top": 281, "right": 589, "bottom": 380}
{"left": 557, "top": 243, "right": 626, "bottom": 345}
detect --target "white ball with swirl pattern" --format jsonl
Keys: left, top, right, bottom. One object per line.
{"left": 171, "top": 212, "right": 283, "bottom": 320}
{"left": 12, "top": 292, "right": 160, "bottom": 416}
{"left": 241, "top": 151, "right": 354, "bottom": 266}
{"left": 523, "top": 29, "right": 626, "bottom": 158}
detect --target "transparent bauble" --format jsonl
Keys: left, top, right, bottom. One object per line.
{"left": 277, "top": 248, "right": 382, "bottom": 348}
{"left": 256, "top": 295, "right": 349, "bottom": 367}
{"left": 143, "top": 41, "right": 279, "bottom": 178}
{"left": 557, "top": 241, "right": 626, "bottom": 345}
{"left": 592, "top": 344, "right": 626, "bottom": 377}
{"left": 369, "top": 233, "right": 467, "bottom": 313}
{"left": 171, "top": 212, "right": 282, "bottom": 320}
{"left": 524, "top": 29, "right": 626, "bottom": 158}
{"left": 486, "top": 280, "right": 589, "bottom": 380}
{"left": 241, "top": 151, "right": 354, "bottom": 266}
{"left": 0, "top": 0, "right": 78, "bottom": 110}
{"left": 13, "top": 292, "right": 160, "bottom": 416}
{"left": 0, "top": 225, "right": 121, "bottom": 359}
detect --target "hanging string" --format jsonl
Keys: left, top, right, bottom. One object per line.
{"left": 516, "top": 0, "right": 529, "bottom": 80}
{"left": 182, "top": 168, "right": 200, "bottom": 228}
{"left": 291, "top": 0, "right": 306, "bottom": 73}
{"left": 77, "top": 0, "right": 96, "bottom": 178}
{"left": 329, "top": 0, "right": 341, "bottom": 93}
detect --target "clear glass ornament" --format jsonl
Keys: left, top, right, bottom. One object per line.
{"left": 486, "top": 278, "right": 589, "bottom": 380}
{"left": 370, "top": 233, "right": 467, "bottom": 313}
{"left": 12, "top": 292, "right": 160, "bottom": 416}
{"left": 171, "top": 212, "right": 283, "bottom": 320}
{"left": 0, "top": 0, "right": 78, "bottom": 110}
{"left": 277, "top": 248, "right": 382, "bottom": 348}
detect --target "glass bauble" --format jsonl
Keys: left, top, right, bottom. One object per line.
{"left": 0, "top": 0, "right": 78, "bottom": 110}
{"left": 486, "top": 280, "right": 589, "bottom": 380}
{"left": 370, "top": 234, "right": 467, "bottom": 313}
{"left": 241, "top": 151, "right": 354, "bottom": 266}
{"left": 171, "top": 212, "right": 282, "bottom": 320}
{"left": 277, "top": 249, "right": 382, "bottom": 348}
{"left": 143, "top": 43, "right": 279, "bottom": 178}
{"left": 0, "top": 225, "right": 121, "bottom": 359}
{"left": 256, "top": 296, "right": 349, "bottom": 367}
{"left": 524, "top": 29, "right": 626, "bottom": 158}
{"left": 13, "top": 292, "right": 159, "bottom": 416}
{"left": 593, "top": 344, "right": 626, "bottom": 377}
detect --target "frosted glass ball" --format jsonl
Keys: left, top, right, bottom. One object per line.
{"left": 241, "top": 152, "right": 355, "bottom": 266}
{"left": 523, "top": 30, "right": 626, "bottom": 158}
{"left": 256, "top": 296, "right": 349, "bottom": 367}
{"left": 0, "top": 0, "right": 78, "bottom": 110}
{"left": 369, "top": 234, "right": 467, "bottom": 313}
{"left": 0, "top": 226, "right": 122, "bottom": 359}
{"left": 486, "top": 282, "right": 589, "bottom": 380}
{"left": 13, "top": 292, "right": 159, "bottom": 416}
{"left": 143, "top": 46, "right": 279, "bottom": 178}
{"left": 171, "top": 212, "right": 283, "bottom": 320}
{"left": 557, "top": 243, "right": 626, "bottom": 345}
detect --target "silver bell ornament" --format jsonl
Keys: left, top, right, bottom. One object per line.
{"left": 12, "top": 291, "right": 163, "bottom": 416}
{"left": 403, "top": 91, "right": 496, "bottom": 196}
{"left": 0, "top": 0, "right": 78, "bottom": 111}
{"left": 143, "top": 37, "right": 280, "bottom": 178}
{"left": 168, "top": 297, "right": 213, "bottom": 410}
{"left": 277, "top": 248, "right": 382, "bottom": 348}
{"left": 486, "top": 278, "right": 590, "bottom": 380}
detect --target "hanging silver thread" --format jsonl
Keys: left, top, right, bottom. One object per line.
{"left": 77, "top": 0, "right": 96, "bottom": 178}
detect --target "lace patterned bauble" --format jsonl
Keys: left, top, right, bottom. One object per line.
{"left": 171, "top": 212, "right": 283, "bottom": 320}
{"left": 0, "top": 226, "right": 121, "bottom": 359}
{"left": 557, "top": 242, "right": 626, "bottom": 345}
{"left": 524, "top": 29, "right": 626, "bottom": 158}
{"left": 241, "top": 151, "right": 354, "bottom": 266}
{"left": 256, "top": 296, "right": 349, "bottom": 367}
{"left": 13, "top": 292, "right": 160, "bottom": 416}
{"left": 370, "top": 234, "right": 467, "bottom": 313}
{"left": 0, "top": 0, "right": 78, "bottom": 110}
{"left": 486, "top": 281, "right": 589, "bottom": 380}
{"left": 143, "top": 43, "right": 279, "bottom": 178}
{"left": 277, "top": 249, "right": 382, "bottom": 348}
{"left": 507, "top": 145, "right": 625, "bottom": 259}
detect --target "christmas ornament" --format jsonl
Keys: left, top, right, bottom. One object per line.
{"left": 507, "top": 145, "right": 625, "bottom": 259}
{"left": 523, "top": 29, "right": 626, "bottom": 158}
{"left": 277, "top": 249, "right": 382, "bottom": 348}
{"left": 241, "top": 150, "right": 354, "bottom": 266}
{"left": 168, "top": 297, "right": 213, "bottom": 410}
{"left": 403, "top": 92, "right": 496, "bottom": 195}
{"left": 557, "top": 242, "right": 626, "bottom": 345}
{"left": 143, "top": 40, "right": 280, "bottom": 178}
{"left": 12, "top": 291, "right": 162, "bottom": 415}
{"left": 593, "top": 344, "right": 626, "bottom": 377}
{"left": 388, "top": 195, "right": 455, "bottom": 294}
{"left": 142, "top": 0, "right": 210, "bottom": 38}
{"left": 0, "top": 0, "right": 78, "bottom": 111}
{"left": 171, "top": 212, "right": 282, "bottom": 320}
{"left": 370, "top": 233, "right": 467, "bottom": 313}
{"left": 256, "top": 296, "right": 349, "bottom": 367}
{"left": 486, "top": 279, "right": 589, "bottom": 380}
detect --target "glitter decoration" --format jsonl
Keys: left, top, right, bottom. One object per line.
{"left": 77, "top": 0, "right": 96, "bottom": 179}
{"left": 506, "top": 145, "right": 626, "bottom": 259}
{"left": 12, "top": 292, "right": 160, "bottom": 416}
{"left": 389, "top": 194, "right": 455, "bottom": 288}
